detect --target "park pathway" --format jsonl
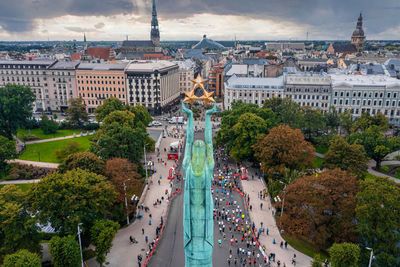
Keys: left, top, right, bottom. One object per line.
{"left": 87, "top": 129, "right": 183, "bottom": 267}
{"left": 7, "top": 159, "right": 59, "bottom": 169}
{"left": 241, "top": 172, "right": 313, "bottom": 266}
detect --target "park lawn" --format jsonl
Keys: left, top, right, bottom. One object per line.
{"left": 314, "top": 157, "right": 325, "bottom": 169}
{"left": 18, "top": 128, "right": 85, "bottom": 140}
{"left": 314, "top": 144, "right": 329, "bottom": 154}
{"left": 0, "top": 183, "right": 33, "bottom": 192}
{"left": 18, "top": 136, "right": 92, "bottom": 163}
{"left": 282, "top": 234, "right": 329, "bottom": 259}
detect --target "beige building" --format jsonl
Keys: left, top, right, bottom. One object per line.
{"left": 176, "top": 60, "right": 196, "bottom": 93}
{"left": 76, "top": 63, "right": 128, "bottom": 113}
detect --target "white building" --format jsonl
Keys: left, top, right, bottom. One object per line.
{"left": 125, "top": 61, "right": 179, "bottom": 115}
{"left": 224, "top": 74, "right": 284, "bottom": 109}
{"left": 285, "top": 74, "right": 332, "bottom": 112}
{"left": 331, "top": 74, "right": 400, "bottom": 125}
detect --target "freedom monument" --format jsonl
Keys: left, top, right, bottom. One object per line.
{"left": 182, "top": 74, "right": 218, "bottom": 267}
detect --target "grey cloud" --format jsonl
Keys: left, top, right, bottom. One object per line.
{"left": 0, "top": 0, "right": 398, "bottom": 38}
{"left": 64, "top": 26, "right": 98, "bottom": 33}
{"left": 94, "top": 22, "right": 105, "bottom": 29}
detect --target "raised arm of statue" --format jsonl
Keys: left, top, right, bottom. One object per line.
{"left": 205, "top": 102, "right": 218, "bottom": 167}
{"left": 182, "top": 102, "right": 194, "bottom": 169}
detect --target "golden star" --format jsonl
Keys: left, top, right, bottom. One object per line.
{"left": 183, "top": 89, "right": 198, "bottom": 105}
{"left": 199, "top": 87, "right": 215, "bottom": 105}
{"left": 191, "top": 74, "right": 207, "bottom": 91}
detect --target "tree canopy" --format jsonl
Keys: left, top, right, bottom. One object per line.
{"left": 0, "top": 136, "right": 16, "bottom": 171}
{"left": 90, "top": 219, "right": 119, "bottom": 267}
{"left": 278, "top": 169, "right": 359, "bottom": 250}
{"left": 0, "top": 185, "right": 40, "bottom": 261}
{"left": 329, "top": 243, "right": 360, "bottom": 267}
{"left": 58, "top": 152, "right": 105, "bottom": 175}
{"left": 94, "top": 97, "right": 125, "bottom": 122}
{"left": 0, "top": 84, "right": 35, "bottom": 139}
{"left": 66, "top": 97, "right": 88, "bottom": 127}
{"left": 254, "top": 125, "right": 315, "bottom": 177}
{"left": 40, "top": 114, "right": 58, "bottom": 135}
{"left": 323, "top": 135, "right": 368, "bottom": 177}
{"left": 356, "top": 176, "right": 400, "bottom": 266}
{"left": 2, "top": 249, "right": 41, "bottom": 267}
{"left": 49, "top": 235, "right": 81, "bottom": 267}
{"left": 28, "top": 169, "right": 116, "bottom": 235}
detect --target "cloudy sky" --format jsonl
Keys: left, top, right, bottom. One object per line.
{"left": 0, "top": 0, "right": 399, "bottom": 41}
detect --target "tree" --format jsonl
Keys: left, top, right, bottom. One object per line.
{"left": 0, "top": 136, "right": 16, "bottom": 172}
{"left": 253, "top": 125, "right": 315, "bottom": 177}
{"left": 0, "top": 84, "right": 35, "bottom": 139}
{"left": 324, "top": 106, "right": 340, "bottom": 134}
{"left": 278, "top": 169, "right": 359, "bottom": 250}
{"left": 49, "top": 235, "right": 81, "bottom": 267}
{"left": 216, "top": 101, "right": 275, "bottom": 155}
{"left": 339, "top": 110, "right": 354, "bottom": 135}
{"left": 356, "top": 176, "right": 400, "bottom": 266}
{"left": 347, "top": 126, "right": 391, "bottom": 169}
{"left": 29, "top": 169, "right": 116, "bottom": 235}
{"left": 66, "top": 97, "right": 88, "bottom": 127}
{"left": 2, "top": 249, "right": 41, "bottom": 267}
{"left": 55, "top": 140, "right": 83, "bottom": 161}
{"left": 102, "top": 110, "right": 135, "bottom": 129}
{"left": 0, "top": 185, "right": 40, "bottom": 261}
{"left": 263, "top": 97, "right": 303, "bottom": 129}
{"left": 91, "top": 121, "right": 148, "bottom": 166}
{"left": 323, "top": 136, "right": 368, "bottom": 177}
{"left": 40, "top": 114, "right": 58, "bottom": 135}
{"left": 58, "top": 152, "right": 105, "bottom": 175}
{"left": 329, "top": 243, "right": 360, "bottom": 267}
{"left": 230, "top": 112, "right": 269, "bottom": 161}
{"left": 353, "top": 112, "right": 373, "bottom": 132}
{"left": 371, "top": 112, "right": 389, "bottom": 131}
{"left": 127, "top": 104, "right": 153, "bottom": 129}
{"left": 301, "top": 106, "right": 326, "bottom": 141}
{"left": 94, "top": 97, "right": 124, "bottom": 122}
{"left": 90, "top": 219, "right": 119, "bottom": 267}
{"left": 105, "top": 158, "right": 142, "bottom": 215}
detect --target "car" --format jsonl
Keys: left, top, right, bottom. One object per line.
{"left": 148, "top": 122, "right": 154, "bottom": 127}
{"left": 152, "top": 121, "right": 162, "bottom": 126}
{"left": 45, "top": 111, "right": 53, "bottom": 115}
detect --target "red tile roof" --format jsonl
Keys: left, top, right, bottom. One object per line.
{"left": 71, "top": 53, "right": 83, "bottom": 61}
{"left": 87, "top": 47, "right": 114, "bottom": 60}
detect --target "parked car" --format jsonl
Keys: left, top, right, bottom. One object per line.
{"left": 152, "top": 121, "right": 162, "bottom": 126}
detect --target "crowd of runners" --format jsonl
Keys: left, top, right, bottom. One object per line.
{"left": 213, "top": 146, "right": 297, "bottom": 267}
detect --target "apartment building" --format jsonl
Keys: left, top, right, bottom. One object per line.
{"left": 76, "top": 63, "right": 128, "bottom": 113}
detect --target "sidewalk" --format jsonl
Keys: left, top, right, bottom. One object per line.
{"left": 7, "top": 159, "right": 60, "bottom": 169}
{"left": 89, "top": 131, "right": 183, "bottom": 267}
{"left": 241, "top": 174, "right": 312, "bottom": 266}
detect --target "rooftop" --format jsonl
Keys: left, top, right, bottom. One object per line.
{"left": 226, "top": 64, "right": 248, "bottom": 76}
{"left": 331, "top": 74, "right": 400, "bottom": 88}
{"left": 126, "top": 61, "right": 178, "bottom": 73}
{"left": 226, "top": 74, "right": 284, "bottom": 89}
{"left": 0, "top": 59, "right": 55, "bottom": 66}
{"left": 48, "top": 61, "right": 80, "bottom": 70}
{"left": 121, "top": 40, "right": 155, "bottom": 48}
{"left": 77, "top": 62, "right": 128, "bottom": 71}
{"left": 192, "top": 35, "right": 225, "bottom": 50}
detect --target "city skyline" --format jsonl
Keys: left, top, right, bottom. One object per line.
{"left": 0, "top": 0, "right": 399, "bottom": 41}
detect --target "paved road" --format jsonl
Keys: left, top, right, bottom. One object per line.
{"left": 7, "top": 159, "right": 59, "bottom": 169}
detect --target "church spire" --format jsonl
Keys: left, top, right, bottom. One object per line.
{"left": 151, "top": 0, "right": 160, "bottom": 47}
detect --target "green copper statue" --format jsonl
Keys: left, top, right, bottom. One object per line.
{"left": 182, "top": 101, "right": 218, "bottom": 267}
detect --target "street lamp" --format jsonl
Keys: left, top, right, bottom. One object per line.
{"left": 77, "top": 223, "right": 84, "bottom": 267}
{"left": 123, "top": 179, "right": 131, "bottom": 225}
{"left": 279, "top": 181, "right": 287, "bottom": 230}
{"left": 366, "top": 247, "right": 374, "bottom": 267}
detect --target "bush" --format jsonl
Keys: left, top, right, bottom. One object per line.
{"left": 7, "top": 163, "right": 54, "bottom": 180}
{"left": 83, "top": 249, "right": 96, "bottom": 261}
{"left": 379, "top": 165, "right": 389, "bottom": 173}
{"left": 84, "top": 122, "right": 100, "bottom": 131}
{"left": 55, "top": 141, "right": 83, "bottom": 161}
{"left": 59, "top": 152, "right": 105, "bottom": 175}
{"left": 41, "top": 115, "right": 59, "bottom": 134}
{"left": 20, "top": 134, "right": 40, "bottom": 142}
{"left": 3, "top": 249, "right": 41, "bottom": 267}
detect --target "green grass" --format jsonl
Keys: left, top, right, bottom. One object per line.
{"left": 18, "top": 128, "right": 85, "bottom": 140}
{"left": 18, "top": 136, "right": 92, "bottom": 163}
{"left": 314, "top": 157, "right": 325, "bottom": 169}
{"left": 0, "top": 183, "right": 33, "bottom": 192}
{"left": 314, "top": 144, "right": 329, "bottom": 154}
{"left": 283, "top": 234, "right": 329, "bottom": 259}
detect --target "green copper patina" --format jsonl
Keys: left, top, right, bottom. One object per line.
{"left": 182, "top": 102, "right": 218, "bottom": 267}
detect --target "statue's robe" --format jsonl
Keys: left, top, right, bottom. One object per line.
{"left": 183, "top": 160, "right": 213, "bottom": 267}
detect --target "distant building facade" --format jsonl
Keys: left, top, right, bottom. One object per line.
{"left": 76, "top": 63, "right": 128, "bottom": 113}
{"left": 176, "top": 60, "right": 196, "bottom": 93}
{"left": 208, "top": 63, "right": 224, "bottom": 97}
{"left": 125, "top": 61, "right": 179, "bottom": 115}
{"left": 285, "top": 74, "right": 332, "bottom": 112}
